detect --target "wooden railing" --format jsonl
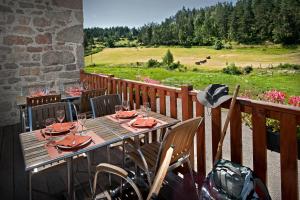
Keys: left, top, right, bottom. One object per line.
{"left": 80, "top": 70, "right": 300, "bottom": 199}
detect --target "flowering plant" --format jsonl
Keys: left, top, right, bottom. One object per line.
{"left": 241, "top": 90, "right": 300, "bottom": 136}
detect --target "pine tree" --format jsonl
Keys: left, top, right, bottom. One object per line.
{"left": 162, "top": 50, "right": 174, "bottom": 66}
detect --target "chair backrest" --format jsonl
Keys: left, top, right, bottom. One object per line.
{"left": 26, "top": 94, "right": 61, "bottom": 107}
{"left": 28, "top": 102, "right": 73, "bottom": 131}
{"left": 90, "top": 94, "right": 121, "bottom": 118}
{"left": 156, "top": 117, "right": 203, "bottom": 171}
{"left": 92, "top": 146, "right": 174, "bottom": 200}
{"left": 80, "top": 89, "right": 106, "bottom": 113}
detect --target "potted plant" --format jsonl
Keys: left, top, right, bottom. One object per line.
{"left": 242, "top": 90, "right": 300, "bottom": 159}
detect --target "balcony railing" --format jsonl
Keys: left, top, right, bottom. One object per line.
{"left": 80, "top": 70, "right": 300, "bottom": 199}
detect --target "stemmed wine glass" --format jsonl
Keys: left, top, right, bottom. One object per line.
{"left": 122, "top": 101, "right": 130, "bottom": 111}
{"left": 77, "top": 113, "right": 87, "bottom": 135}
{"left": 56, "top": 110, "right": 65, "bottom": 130}
{"left": 115, "top": 105, "right": 122, "bottom": 122}
{"left": 141, "top": 102, "right": 150, "bottom": 117}
{"left": 44, "top": 118, "right": 56, "bottom": 146}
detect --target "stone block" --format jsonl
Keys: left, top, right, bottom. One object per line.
{"left": 3, "top": 35, "right": 33, "bottom": 45}
{"left": 13, "top": 26, "right": 35, "bottom": 35}
{"left": 4, "top": 63, "right": 19, "bottom": 69}
{"left": 56, "top": 25, "right": 83, "bottom": 43}
{"left": 27, "top": 46, "right": 43, "bottom": 52}
{"left": 19, "top": 2, "right": 34, "bottom": 8}
{"left": 24, "top": 77, "right": 38, "bottom": 82}
{"left": 32, "top": 54, "right": 41, "bottom": 61}
{"left": 66, "top": 64, "right": 76, "bottom": 71}
{"left": 8, "top": 77, "right": 21, "bottom": 84}
{"left": 33, "top": 17, "right": 51, "bottom": 27}
{"left": 31, "top": 11, "right": 43, "bottom": 15}
{"left": 75, "top": 11, "right": 83, "bottom": 23}
{"left": 0, "top": 5, "right": 13, "bottom": 13}
{"left": 0, "top": 46, "right": 12, "bottom": 54}
{"left": 42, "top": 65, "right": 63, "bottom": 73}
{"left": 17, "top": 16, "right": 31, "bottom": 25}
{"left": 62, "top": 51, "right": 75, "bottom": 64}
{"left": 35, "top": 33, "right": 52, "bottom": 44}
{"left": 0, "top": 101, "right": 12, "bottom": 112}
{"left": 58, "top": 70, "right": 79, "bottom": 79}
{"left": 20, "top": 62, "right": 40, "bottom": 67}
{"left": 30, "top": 67, "right": 40, "bottom": 76}
{"left": 52, "top": 0, "right": 82, "bottom": 9}
{"left": 42, "top": 51, "right": 60, "bottom": 66}
{"left": 19, "top": 68, "right": 30, "bottom": 76}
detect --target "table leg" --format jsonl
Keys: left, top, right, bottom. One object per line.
{"left": 67, "top": 158, "right": 74, "bottom": 200}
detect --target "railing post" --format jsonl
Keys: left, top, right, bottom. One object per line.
{"left": 107, "top": 74, "right": 114, "bottom": 94}
{"left": 181, "top": 85, "right": 193, "bottom": 120}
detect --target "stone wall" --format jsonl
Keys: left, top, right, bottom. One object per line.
{"left": 0, "top": 0, "right": 84, "bottom": 126}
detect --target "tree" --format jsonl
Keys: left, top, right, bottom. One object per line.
{"left": 162, "top": 50, "right": 174, "bottom": 66}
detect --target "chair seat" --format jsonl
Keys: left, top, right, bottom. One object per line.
{"left": 126, "top": 141, "right": 161, "bottom": 170}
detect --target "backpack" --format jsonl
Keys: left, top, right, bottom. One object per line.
{"left": 200, "top": 159, "right": 272, "bottom": 200}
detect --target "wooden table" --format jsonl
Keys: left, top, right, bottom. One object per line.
{"left": 19, "top": 111, "right": 180, "bottom": 200}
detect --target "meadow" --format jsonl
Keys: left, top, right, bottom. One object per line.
{"left": 84, "top": 46, "right": 300, "bottom": 96}
{"left": 84, "top": 46, "right": 300, "bottom": 70}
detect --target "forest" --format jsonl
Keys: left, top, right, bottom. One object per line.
{"left": 84, "top": 0, "right": 300, "bottom": 47}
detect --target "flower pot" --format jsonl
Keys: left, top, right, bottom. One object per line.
{"left": 267, "top": 128, "right": 300, "bottom": 160}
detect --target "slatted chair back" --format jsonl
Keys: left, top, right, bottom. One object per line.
{"left": 80, "top": 88, "right": 106, "bottom": 113}
{"left": 26, "top": 94, "right": 61, "bottom": 107}
{"left": 156, "top": 117, "right": 203, "bottom": 171}
{"left": 28, "top": 102, "right": 73, "bottom": 131}
{"left": 90, "top": 94, "right": 121, "bottom": 118}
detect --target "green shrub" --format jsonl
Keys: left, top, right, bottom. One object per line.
{"left": 224, "top": 42, "right": 232, "bottom": 49}
{"left": 242, "top": 65, "right": 253, "bottom": 74}
{"left": 162, "top": 49, "right": 174, "bottom": 66}
{"left": 222, "top": 63, "right": 242, "bottom": 75}
{"left": 214, "top": 39, "right": 224, "bottom": 50}
{"left": 276, "top": 63, "right": 300, "bottom": 70}
{"left": 192, "top": 68, "right": 199, "bottom": 72}
{"left": 146, "top": 59, "right": 160, "bottom": 68}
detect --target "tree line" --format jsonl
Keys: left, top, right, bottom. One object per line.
{"left": 84, "top": 0, "right": 300, "bottom": 47}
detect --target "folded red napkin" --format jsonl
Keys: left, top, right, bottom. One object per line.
{"left": 56, "top": 135, "right": 91, "bottom": 147}
{"left": 66, "top": 91, "right": 82, "bottom": 97}
{"left": 132, "top": 117, "right": 157, "bottom": 128}
{"left": 50, "top": 122, "right": 74, "bottom": 132}
{"left": 116, "top": 111, "right": 137, "bottom": 119}
{"left": 30, "top": 91, "right": 45, "bottom": 97}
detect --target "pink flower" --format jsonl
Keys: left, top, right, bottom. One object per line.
{"left": 288, "top": 96, "right": 300, "bottom": 107}
{"left": 263, "top": 90, "right": 286, "bottom": 104}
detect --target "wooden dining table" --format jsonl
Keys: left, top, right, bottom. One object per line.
{"left": 19, "top": 111, "right": 180, "bottom": 200}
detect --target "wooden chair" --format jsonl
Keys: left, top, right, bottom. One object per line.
{"left": 125, "top": 117, "right": 203, "bottom": 197}
{"left": 28, "top": 102, "right": 73, "bottom": 131}
{"left": 80, "top": 89, "right": 106, "bottom": 117}
{"left": 92, "top": 146, "right": 174, "bottom": 200}
{"left": 26, "top": 94, "right": 61, "bottom": 107}
{"left": 90, "top": 94, "right": 122, "bottom": 118}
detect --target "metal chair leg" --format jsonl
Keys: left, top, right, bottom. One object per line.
{"left": 186, "top": 158, "right": 200, "bottom": 200}
{"left": 29, "top": 171, "right": 32, "bottom": 200}
{"left": 87, "top": 152, "right": 93, "bottom": 194}
{"left": 107, "top": 145, "right": 112, "bottom": 186}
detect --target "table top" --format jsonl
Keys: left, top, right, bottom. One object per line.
{"left": 16, "top": 92, "right": 81, "bottom": 107}
{"left": 19, "top": 111, "right": 180, "bottom": 171}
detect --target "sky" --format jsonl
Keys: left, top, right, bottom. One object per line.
{"left": 83, "top": 0, "right": 235, "bottom": 28}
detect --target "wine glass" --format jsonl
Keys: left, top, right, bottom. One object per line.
{"left": 122, "top": 101, "right": 130, "bottom": 111}
{"left": 115, "top": 105, "right": 122, "bottom": 121}
{"left": 44, "top": 118, "right": 56, "bottom": 146}
{"left": 56, "top": 110, "right": 65, "bottom": 130}
{"left": 141, "top": 102, "right": 150, "bottom": 117}
{"left": 77, "top": 113, "right": 87, "bottom": 134}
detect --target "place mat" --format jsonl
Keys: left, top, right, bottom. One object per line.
{"left": 46, "top": 131, "right": 105, "bottom": 159}
{"left": 120, "top": 117, "right": 168, "bottom": 133}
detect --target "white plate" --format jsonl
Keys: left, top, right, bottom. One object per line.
{"left": 56, "top": 137, "right": 92, "bottom": 150}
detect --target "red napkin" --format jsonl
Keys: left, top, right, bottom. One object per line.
{"left": 66, "top": 91, "right": 82, "bottom": 97}
{"left": 50, "top": 122, "right": 74, "bottom": 132}
{"left": 132, "top": 118, "right": 157, "bottom": 128}
{"left": 30, "top": 91, "right": 45, "bottom": 97}
{"left": 56, "top": 135, "right": 91, "bottom": 147}
{"left": 116, "top": 111, "right": 137, "bottom": 119}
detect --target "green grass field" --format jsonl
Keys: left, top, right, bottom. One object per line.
{"left": 85, "top": 65, "right": 300, "bottom": 96}
{"left": 84, "top": 46, "right": 300, "bottom": 69}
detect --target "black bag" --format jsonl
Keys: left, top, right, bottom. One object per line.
{"left": 200, "top": 159, "right": 271, "bottom": 200}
